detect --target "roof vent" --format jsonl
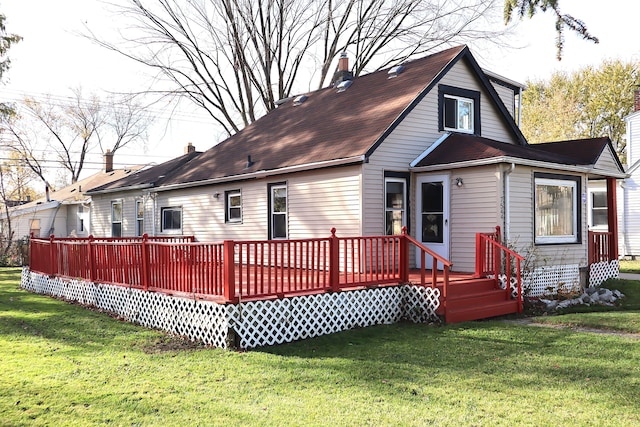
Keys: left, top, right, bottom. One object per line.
{"left": 387, "top": 65, "right": 405, "bottom": 78}
{"left": 275, "top": 96, "right": 294, "bottom": 106}
{"left": 336, "top": 80, "right": 352, "bottom": 93}
{"left": 293, "top": 95, "right": 308, "bottom": 106}
{"left": 246, "top": 155, "right": 255, "bottom": 168}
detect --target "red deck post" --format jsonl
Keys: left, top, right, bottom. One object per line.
{"left": 474, "top": 233, "right": 482, "bottom": 277}
{"left": 400, "top": 227, "right": 409, "bottom": 283}
{"left": 329, "top": 228, "right": 340, "bottom": 292}
{"left": 141, "top": 234, "right": 149, "bottom": 291}
{"left": 88, "top": 235, "right": 96, "bottom": 282}
{"left": 606, "top": 177, "right": 619, "bottom": 261}
{"left": 223, "top": 240, "right": 237, "bottom": 302}
{"left": 49, "top": 234, "right": 56, "bottom": 275}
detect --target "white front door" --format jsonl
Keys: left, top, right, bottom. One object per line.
{"left": 416, "top": 174, "right": 450, "bottom": 270}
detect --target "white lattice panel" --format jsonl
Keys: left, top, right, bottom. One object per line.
{"left": 21, "top": 269, "right": 230, "bottom": 348}
{"left": 589, "top": 260, "right": 619, "bottom": 287}
{"left": 22, "top": 269, "right": 442, "bottom": 350}
{"left": 497, "top": 274, "right": 521, "bottom": 300}
{"left": 401, "top": 284, "right": 441, "bottom": 323}
{"left": 522, "top": 264, "right": 580, "bottom": 297}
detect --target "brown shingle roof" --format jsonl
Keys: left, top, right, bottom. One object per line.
{"left": 414, "top": 134, "right": 624, "bottom": 172}
{"left": 93, "top": 45, "right": 527, "bottom": 193}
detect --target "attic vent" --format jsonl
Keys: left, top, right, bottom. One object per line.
{"left": 293, "top": 95, "right": 308, "bottom": 106}
{"left": 336, "top": 80, "right": 352, "bottom": 93}
{"left": 388, "top": 65, "right": 405, "bottom": 78}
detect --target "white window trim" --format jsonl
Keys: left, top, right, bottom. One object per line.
{"left": 226, "top": 190, "right": 242, "bottom": 224}
{"left": 588, "top": 189, "right": 608, "bottom": 230}
{"left": 534, "top": 177, "right": 578, "bottom": 244}
{"left": 111, "top": 200, "right": 123, "bottom": 237}
{"left": 136, "top": 200, "right": 144, "bottom": 236}
{"left": 270, "top": 184, "right": 288, "bottom": 239}
{"left": 161, "top": 206, "right": 183, "bottom": 234}
{"left": 443, "top": 94, "right": 474, "bottom": 134}
{"left": 384, "top": 177, "right": 407, "bottom": 235}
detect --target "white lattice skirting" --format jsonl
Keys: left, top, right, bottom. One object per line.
{"left": 589, "top": 260, "right": 619, "bottom": 287}
{"left": 521, "top": 264, "right": 581, "bottom": 298}
{"left": 21, "top": 269, "right": 440, "bottom": 349}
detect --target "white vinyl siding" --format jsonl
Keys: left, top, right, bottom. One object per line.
{"left": 90, "top": 166, "right": 362, "bottom": 241}
{"left": 364, "top": 58, "right": 515, "bottom": 240}
{"left": 448, "top": 166, "right": 502, "bottom": 272}
{"left": 490, "top": 82, "right": 516, "bottom": 118}
{"left": 506, "top": 167, "right": 588, "bottom": 267}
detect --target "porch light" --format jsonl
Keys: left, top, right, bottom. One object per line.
{"left": 213, "top": 192, "right": 220, "bottom": 199}
{"left": 456, "top": 177, "right": 464, "bottom": 187}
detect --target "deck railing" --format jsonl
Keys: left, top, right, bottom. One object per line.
{"left": 475, "top": 226, "right": 524, "bottom": 313}
{"left": 31, "top": 229, "right": 445, "bottom": 303}
{"left": 588, "top": 231, "right": 614, "bottom": 264}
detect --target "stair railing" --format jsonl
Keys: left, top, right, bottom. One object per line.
{"left": 401, "top": 227, "right": 453, "bottom": 317}
{"left": 475, "top": 226, "right": 525, "bottom": 313}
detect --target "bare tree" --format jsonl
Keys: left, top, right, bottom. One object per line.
{"left": 88, "top": 0, "right": 508, "bottom": 136}
{"left": 0, "top": 88, "right": 152, "bottom": 185}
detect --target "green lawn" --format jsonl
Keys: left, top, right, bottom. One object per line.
{"left": 620, "top": 259, "right": 640, "bottom": 274}
{"left": 2, "top": 268, "right": 640, "bottom": 426}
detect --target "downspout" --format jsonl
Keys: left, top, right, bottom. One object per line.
{"left": 151, "top": 192, "right": 157, "bottom": 236}
{"left": 504, "top": 163, "right": 516, "bottom": 242}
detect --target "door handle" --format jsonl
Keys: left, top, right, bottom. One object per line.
{"left": 445, "top": 219, "right": 448, "bottom": 226}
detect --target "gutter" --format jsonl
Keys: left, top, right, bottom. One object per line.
{"left": 152, "top": 155, "right": 366, "bottom": 193}
{"left": 410, "top": 156, "right": 628, "bottom": 179}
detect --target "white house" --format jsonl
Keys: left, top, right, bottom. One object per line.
{"left": 87, "top": 45, "right": 625, "bottom": 291}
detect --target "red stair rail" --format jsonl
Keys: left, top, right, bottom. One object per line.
{"left": 475, "top": 227, "right": 525, "bottom": 313}
{"left": 401, "top": 227, "right": 452, "bottom": 317}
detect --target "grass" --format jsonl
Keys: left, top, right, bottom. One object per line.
{"left": 620, "top": 259, "right": 640, "bottom": 274}
{"left": 2, "top": 268, "right": 640, "bottom": 426}
{"left": 532, "top": 278, "right": 640, "bottom": 333}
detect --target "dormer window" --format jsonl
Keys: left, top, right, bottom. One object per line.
{"left": 438, "top": 85, "right": 481, "bottom": 135}
{"left": 444, "top": 95, "right": 473, "bottom": 133}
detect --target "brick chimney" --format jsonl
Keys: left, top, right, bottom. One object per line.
{"left": 103, "top": 149, "right": 114, "bottom": 172}
{"left": 634, "top": 88, "right": 640, "bottom": 112}
{"left": 331, "top": 52, "right": 353, "bottom": 86}
{"left": 185, "top": 142, "right": 196, "bottom": 154}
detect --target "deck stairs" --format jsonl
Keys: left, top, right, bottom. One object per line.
{"left": 435, "top": 277, "right": 519, "bottom": 323}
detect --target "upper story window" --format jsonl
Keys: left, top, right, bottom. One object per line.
{"left": 161, "top": 207, "right": 182, "bottom": 233}
{"left": 225, "top": 190, "right": 242, "bottom": 223}
{"left": 534, "top": 173, "right": 581, "bottom": 245}
{"left": 438, "top": 84, "right": 481, "bottom": 135}
{"left": 111, "top": 201, "right": 123, "bottom": 237}
{"left": 444, "top": 95, "right": 473, "bottom": 132}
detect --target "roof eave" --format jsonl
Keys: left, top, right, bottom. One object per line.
{"left": 410, "top": 156, "right": 628, "bottom": 178}
{"left": 87, "top": 183, "right": 155, "bottom": 195}
{"left": 152, "top": 155, "right": 367, "bottom": 193}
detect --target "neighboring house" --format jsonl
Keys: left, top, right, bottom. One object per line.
{"left": 2, "top": 154, "right": 140, "bottom": 240}
{"left": 622, "top": 101, "right": 640, "bottom": 257}
{"left": 88, "top": 45, "right": 625, "bottom": 290}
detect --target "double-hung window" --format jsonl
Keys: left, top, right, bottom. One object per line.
{"left": 161, "top": 207, "right": 182, "bottom": 233}
{"left": 385, "top": 176, "right": 407, "bottom": 235}
{"left": 225, "top": 190, "right": 242, "bottom": 223}
{"left": 590, "top": 191, "right": 608, "bottom": 228}
{"left": 438, "top": 85, "right": 480, "bottom": 135}
{"left": 534, "top": 173, "right": 581, "bottom": 244}
{"left": 269, "top": 183, "right": 287, "bottom": 239}
{"left": 111, "top": 201, "right": 123, "bottom": 237}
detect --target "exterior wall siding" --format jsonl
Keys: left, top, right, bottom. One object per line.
{"left": 622, "top": 174, "right": 640, "bottom": 256}
{"left": 490, "top": 82, "right": 515, "bottom": 118}
{"left": 90, "top": 166, "right": 362, "bottom": 241}
{"left": 506, "top": 166, "right": 589, "bottom": 269}
{"left": 449, "top": 165, "right": 502, "bottom": 272}
{"left": 363, "top": 59, "right": 517, "bottom": 238}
